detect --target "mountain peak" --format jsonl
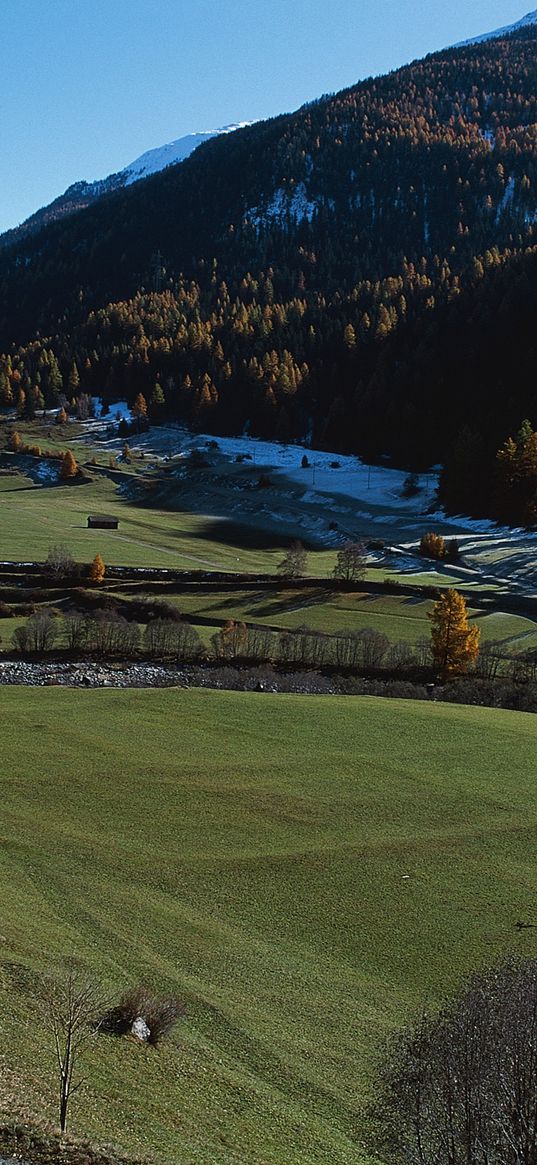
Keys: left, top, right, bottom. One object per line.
{"left": 455, "top": 7, "right": 537, "bottom": 47}
{"left": 121, "top": 122, "right": 253, "bottom": 185}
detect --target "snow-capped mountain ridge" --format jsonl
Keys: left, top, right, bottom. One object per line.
{"left": 121, "top": 123, "right": 253, "bottom": 184}
{"left": 0, "top": 121, "right": 252, "bottom": 250}
{"left": 455, "top": 7, "right": 537, "bottom": 47}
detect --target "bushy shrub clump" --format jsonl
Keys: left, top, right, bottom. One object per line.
{"left": 101, "top": 986, "right": 185, "bottom": 1046}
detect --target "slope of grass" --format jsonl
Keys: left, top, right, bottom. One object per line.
{"left": 0, "top": 689, "right": 536, "bottom": 1163}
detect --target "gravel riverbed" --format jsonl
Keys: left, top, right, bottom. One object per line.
{"left": 0, "top": 659, "right": 338, "bottom": 695}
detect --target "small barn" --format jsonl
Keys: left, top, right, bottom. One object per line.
{"left": 87, "top": 514, "right": 119, "bottom": 530}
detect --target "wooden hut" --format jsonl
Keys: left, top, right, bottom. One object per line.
{"left": 87, "top": 514, "right": 118, "bottom": 529}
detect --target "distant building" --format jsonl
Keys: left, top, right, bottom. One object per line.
{"left": 87, "top": 514, "right": 118, "bottom": 529}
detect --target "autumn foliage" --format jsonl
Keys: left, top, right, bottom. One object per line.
{"left": 89, "top": 553, "right": 105, "bottom": 583}
{"left": 420, "top": 532, "right": 446, "bottom": 560}
{"left": 429, "top": 589, "right": 480, "bottom": 679}
{"left": 60, "top": 449, "right": 78, "bottom": 479}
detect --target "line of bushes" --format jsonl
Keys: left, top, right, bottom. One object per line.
{"left": 10, "top": 610, "right": 203, "bottom": 660}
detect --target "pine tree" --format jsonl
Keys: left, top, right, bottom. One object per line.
{"left": 48, "top": 354, "right": 63, "bottom": 402}
{"left": 68, "top": 360, "right": 80, "bottom": 393}
{"left": 429, "top": 589, "right": 480, "bottom": 680}
{"left": 60, "top": 450, "right": 78, "bottom": 479}
{"left": 150, "top": 383, "right": 165, "bottom": 413}
{"left": 344, "top": 323, "right": 357, "bottom": 350}
{"left": 89, "top": 553, "right": 105, "bottom": 583}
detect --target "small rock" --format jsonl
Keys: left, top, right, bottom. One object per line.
{"left": 131, "top": 1016, "right": 150, "bottom": 1042}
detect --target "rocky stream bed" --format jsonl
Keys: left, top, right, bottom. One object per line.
{"left": 0, "top": 659, "right": 339, "bottom": 694}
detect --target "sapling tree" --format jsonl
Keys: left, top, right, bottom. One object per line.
{"left": 40, "top": 967, "right": 105, "bottom": 1135}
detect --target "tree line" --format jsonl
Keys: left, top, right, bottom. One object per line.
{"left": 7, "top": 588, "right": 480, "bottom": 682}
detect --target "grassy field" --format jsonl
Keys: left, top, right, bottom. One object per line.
{"left": 1, "top": 687, "right": 537, "bottom": 1164}
{"left": 0, "top": 471, "right": 287, "bottom": 573}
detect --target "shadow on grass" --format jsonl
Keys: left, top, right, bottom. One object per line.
{"left": 188, "top": 517, "right": 285, "bottom": 551}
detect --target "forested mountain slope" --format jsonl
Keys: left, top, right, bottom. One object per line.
{"left": 2, "top": 25, "right": 537, "bottom": 511}
{"left": 0, "top": 124, "right": 251, "bottom": 253}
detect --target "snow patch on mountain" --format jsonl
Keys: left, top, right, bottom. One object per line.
{"left": 121, "top": 123, "right": 252, "bottom": 185}
{"left": 247, "top": 182, "right": 318, "bottom": 226}
{"left": 455, "top": 8, "right": 537, "bottom": 47}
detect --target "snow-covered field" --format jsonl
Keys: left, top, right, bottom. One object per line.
{"left": 78, "top": 410, "right": 537, "bottom": 590}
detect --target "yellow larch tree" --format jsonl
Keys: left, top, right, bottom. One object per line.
{"left": 89, "top": 553, "right": 105, "bottom": 583}
{"left": 60, "top": 450, "right": 78, "bottom": 479}
{"left": 429, "top": 589, "right": 480, "bottom": 680}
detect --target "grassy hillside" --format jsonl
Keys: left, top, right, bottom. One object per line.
{"left": 1, "top": 688, "right": 536, "bottom": 1163}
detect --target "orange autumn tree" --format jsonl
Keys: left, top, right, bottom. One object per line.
{"left": 89, "top": 553, "right": 105, "bottom": 583}
{"left": 420, "top": 532, "right": 446, "bottom": 560}
{"left": 429, "top": 589, "right": 480, "bottom": 680}
{"left": 132, "top": 393, "right": 148, "bottom": 419}
{"left": 60, "top": 450, "right": 78, "bottom": 479}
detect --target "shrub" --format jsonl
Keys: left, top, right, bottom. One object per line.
{"left": 7, "top": 430, "right": 23, "bottom": 452}
{"left": 63, "top": 612, "right": 87, "bottom": 651}
{"left": 101, "top": 985, "right": 184, "bottom": 1046}
{"left": 144, "top": 619, "right": 202, "bottom": 659}
{"left": 401, "top": 472, "right": 421, "bottom": 498}
{"left": 86, "top": 611, "right": 140, "bottom": 657}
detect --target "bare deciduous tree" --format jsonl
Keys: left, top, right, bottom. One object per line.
{"left": 368, "top": 958, "right": 537, "bottom": 1165}
{"left": 12, "top": 611, "right": 57, "bottom": 653}
{"left": 333, "top": 541, "right": 367, "bottom": 582}
{"left": 277, "top": 540, "right": 308, "bottom": 578}
{"left": 45, "top": 544, "right": 76, "bottom": 579}
{"left": 40, "top": 967, "right": 104, "bottom": 1135}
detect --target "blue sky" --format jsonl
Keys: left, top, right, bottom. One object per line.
{"left": 0, "top": 0, "right": 530, "bottom": 233}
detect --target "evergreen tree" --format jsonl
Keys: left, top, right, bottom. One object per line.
{"left": 68, "top": 360, "right": 80, "bottom": 393}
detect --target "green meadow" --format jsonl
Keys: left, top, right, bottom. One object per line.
{"left": 1, "top": 687, "right": 537, "bottom": 1164}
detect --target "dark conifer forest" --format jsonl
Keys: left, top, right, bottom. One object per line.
{"left": 3, "top": 28, "right": 537, "bottom": 518}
